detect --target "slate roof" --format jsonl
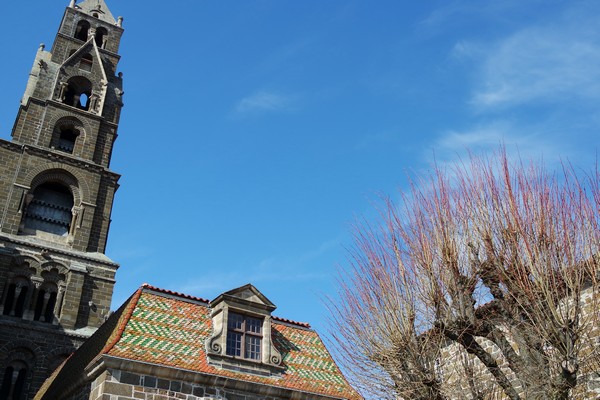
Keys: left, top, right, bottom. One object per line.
{"left": 35, "top": 284, "right": 361, "bottom": 400}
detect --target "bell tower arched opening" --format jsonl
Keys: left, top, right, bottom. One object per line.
{"left": 95, "top": 27, "right": 108, "bottom": 49}
{"left": 22, "top": 183, "right": 74, "bottom": 237}
{"left": 62, "top": 76, "right": 93, "bottom": 111}
{"left": 74, "top": 20, "right": 90, "bottom": 41}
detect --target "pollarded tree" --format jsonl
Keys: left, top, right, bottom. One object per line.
{"left": 331, "top": 150, "right": 600, "bottom": 400}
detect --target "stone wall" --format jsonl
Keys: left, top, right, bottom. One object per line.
{"left": 0, "top": 320, "right": 85, "bottom": 399}
{"left": 83, "top": 369, "right": 295, "bottom": 400}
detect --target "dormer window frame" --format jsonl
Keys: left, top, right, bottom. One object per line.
{"left": 205, "top": 284, "right": 284, "bottom": 375}
{"left": 226, "top": 311, "right": 263, "bottom": 361}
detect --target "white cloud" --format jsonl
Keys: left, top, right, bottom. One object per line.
{"left": 429, "top": 2, "right": 600, "bottom": 168}
{"left": 471, "top": 23, "right": 600, "bottom": 109}
{"left": 432, "top": 120, "right": 567, "bottom": 165}
{"left": 234, "top": 91, "right": 292, "bottom": 114}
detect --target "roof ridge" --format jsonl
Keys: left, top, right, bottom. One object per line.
{"left": 142, "top": 283, "right": 211, "bottom": 304}
{"left": 272, "top": 315, "right": 311, "bottom": 329}
{"left": 141, "top": 283, "right": 311, "bottom": 328}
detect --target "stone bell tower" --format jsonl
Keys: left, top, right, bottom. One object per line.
{"left": 0, "top": 1, "right": 125, "bottom": 398}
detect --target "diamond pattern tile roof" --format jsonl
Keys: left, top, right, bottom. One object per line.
{"left": 111, "top": 287, "right": 359, "bottom": 398}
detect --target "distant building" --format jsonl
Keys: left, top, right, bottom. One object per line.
{"left": 0, "top": 1, "right": 360, "bottom": 400}
{"left": 35, "top": 283, "right": 361, "bottom": 400}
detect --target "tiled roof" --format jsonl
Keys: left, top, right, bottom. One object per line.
{"left": 110, "top": 286, "right": 359, "bottom": 399}
{"left": 37, "top": 285, "right": 361, "bottom": 400}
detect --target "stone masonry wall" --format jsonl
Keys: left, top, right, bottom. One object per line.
{"left": 81, "top": 369, "right": 302, "bottom": 400}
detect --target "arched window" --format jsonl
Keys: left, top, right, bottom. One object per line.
{"left": 79, "top": 54, "right": 93, "bottom": 72}
{"left": 1, "top": 279, "right": 30, "bottom": 318}
{"left": 74, "top": 20, "right": 90, "bottom": 41}
{"left": 0, "top": 361, "right": 28, "bottom": 400}
{"left": 95, "top": 27, "right": 108, "bottom": 49}
{"left": 62, "top": 76, "right": 93, "bottom": 111}
{"left": 58, "top": 128, "right": 78, "bottom": 153}
{"left": 22, "top": 183, "right": 74, "bottom": 236}
{"left": 51, "top": 117, "right": 83, "bottom": 154}
{"left": 33, "top": 283, "right": 58, "bottom": 323}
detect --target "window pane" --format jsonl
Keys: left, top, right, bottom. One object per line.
{"left": 226, "top": 332, "right": 241, "bottom": 357}
{"left": 246, "top": 316, "right": 262, "bottom": 334}
{"left": 245, "top": 335, "right": 261, "bottom": 360}
{"left": 228, "top": 312, "right": 243, "bottom": 330}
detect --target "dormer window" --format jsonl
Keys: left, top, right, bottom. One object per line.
{"left": 206, "top": 284, "right": 284, "bottom": 375}
{"left": 226, "top": 312, "right": 263, "bottom": 360}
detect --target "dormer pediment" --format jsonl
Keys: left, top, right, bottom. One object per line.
{"left": 213, "top": 283, "right": 276, "bottom": 312}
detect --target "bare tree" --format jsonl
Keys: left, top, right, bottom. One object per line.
{"left": 331, "top": 150, "right": 600, "bottom": 400}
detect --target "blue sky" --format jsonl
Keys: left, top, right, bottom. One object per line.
{"left": 0, "top": 0, "right": 599, "bottom": 338}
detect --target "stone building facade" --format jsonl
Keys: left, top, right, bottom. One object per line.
{"left": 0, "top": 0, "right": 125, "bottom": 398}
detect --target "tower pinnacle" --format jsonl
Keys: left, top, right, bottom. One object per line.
{"left": 75, "top": 0, "right": 116, "bottom": 25}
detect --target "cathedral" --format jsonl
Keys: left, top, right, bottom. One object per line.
{"left": 0, "top": 1, "right": 360, "bottom": 399}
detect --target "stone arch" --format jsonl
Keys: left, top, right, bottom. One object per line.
{"left": 40, "top": 261, "right": 68, "bottom": 278}
{"left": 0, "top": 345, "right": 36, "bottom": 400}
{"left": 9, "top": 257, "right": 38, "bottom": 277}
{"left": 11, "top": 256, "right": 42, "bottom": 274}
{"left": 23, "top": 165, "right": 90, "bottom": 205}
{"left": 19, "top": 168, "right": 89, "bottom": 239}
{"left": 47, "top": 110, "right": 92, "bottom": 133}
{"left": 50, "top": 116, "right": 86, "bottom": 155}
{"left": 29, "top": 169, "right": 81, "bottom": 206}
{"left": 0, "top": 343, "right": 37, "bottom": 367}
{"left": 45, "top": 111, "right": 92, "bottom": 152}
{"left": 1, "top": 258, "right": 38, "bottom": 319}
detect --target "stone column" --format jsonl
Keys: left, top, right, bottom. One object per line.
{"left": 55, "top": 284, "right": 66, "bottom": 320}
{"left": 8, "top": 285, "right": 23, "bottom": 316}
{"left": 39, "top": 291, "right": 51, "bottom": 322}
